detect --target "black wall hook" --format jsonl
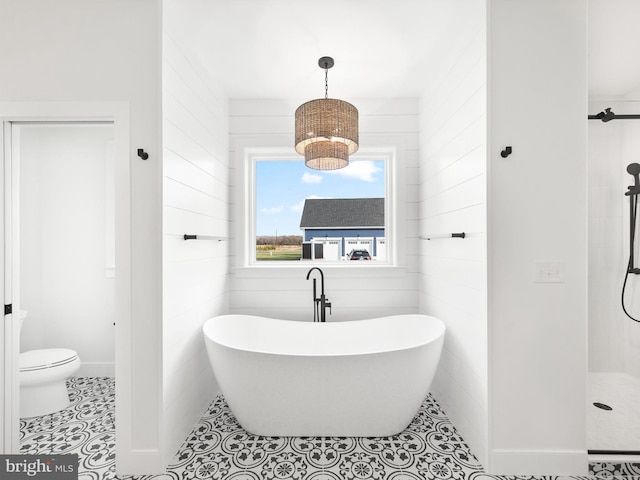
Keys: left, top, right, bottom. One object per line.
{"left": 137, "top": 148, "right": 149, "bottom": 160}
{"left": 500, "top": 146, "right": 512, "bottom": 158}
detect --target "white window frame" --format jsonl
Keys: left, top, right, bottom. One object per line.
{"left": 234, "top": 136, "right": 407, "bottom": 271}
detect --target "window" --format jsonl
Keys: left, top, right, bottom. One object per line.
{"left": 236, "top": 144, "right": 401, "bottom": 267}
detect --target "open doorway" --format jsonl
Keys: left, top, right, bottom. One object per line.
{"left": 12, "top": 123, "right": 117, "bottom": 472}
{"left": 17, "top": 122, "right": 116, "bottom": 377}
{"left": 1, "top": 103, "right": 133, "bottom": 474}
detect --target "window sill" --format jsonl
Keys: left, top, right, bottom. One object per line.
{"left": 232, "top": 263, "right": 408, "bottom": 278}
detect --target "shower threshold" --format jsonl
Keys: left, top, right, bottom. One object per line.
{"left": 589, "top": 450, "right": 640, "bottom": 454}
{"left": 588, "top": 452, "right": 640, "bottom": 469}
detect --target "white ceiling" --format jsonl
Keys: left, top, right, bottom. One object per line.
{"left": 166, "top": 0, "right": 640, "bottom": 100}
{"left": 165, "top": 0, "right": 483, "bottom": 99}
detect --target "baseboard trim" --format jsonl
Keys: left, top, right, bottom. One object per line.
{"left": 489, "top": 449, "right": 588, "bottom": 475}
{"left": 116, "top": 449, "right": 164, "bottom": 476}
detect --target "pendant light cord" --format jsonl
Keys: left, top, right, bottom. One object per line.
{"left": 324, "top": 67, "right": 329, "bottom": 99}
{"left": 318, "top": 56, "right": 334, "bottom": 99}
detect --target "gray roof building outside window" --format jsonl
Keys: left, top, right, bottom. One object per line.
{"left": 300, "top": 198, "right": 384, "bottom": 229}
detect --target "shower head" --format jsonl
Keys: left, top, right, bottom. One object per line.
{"left": 627, "top": 163, "right": 640, "bottom": 177}
{"left": 601, "top": 108, "right": 615, "bottom": 122}
{"left": 627, "top": 163, "right": 640, "bottom": 194}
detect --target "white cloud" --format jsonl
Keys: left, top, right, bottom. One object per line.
{"left": 290, "top": 194, "right": 328, "bottom": 213}
{"left": 301, "top": 172, "right": 323, "bottom": 184}
{"left": 262, "top": 206, "right": 283, "bottom": 214}
{"left": 290, "top": 200, "right": 305, "bottom": 213}
{"left": 327, "top": 160, "right": 381, "bottom": 182}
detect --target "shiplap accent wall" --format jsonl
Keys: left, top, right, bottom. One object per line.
{"left": 162, "top": 32, "right": 230, "bottom": 461}
{"left": 229, "top": 98, "right": 419, "bottom": 321}
{"left": 418, "top": 24, "right": 488, "bottom": 467}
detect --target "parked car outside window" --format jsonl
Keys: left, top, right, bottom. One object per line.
{"left": 348, "top": 249, "right": 371, "bottom": 260}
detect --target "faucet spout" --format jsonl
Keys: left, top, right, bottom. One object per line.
{"left": 306, "top": 267, "right": 325, "bottom": 294}
{"left": 306, "top": 267, "right": 330, "bottom": 322}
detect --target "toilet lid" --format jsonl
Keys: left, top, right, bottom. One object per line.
{"left": 20, "top": 348, "right": 79, "bottom": 372}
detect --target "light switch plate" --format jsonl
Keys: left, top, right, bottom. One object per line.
{"left": 534, "top": 261, "right": 565, "bottom": 283}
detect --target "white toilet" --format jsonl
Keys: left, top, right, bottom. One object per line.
{"left": 18, "top": 311, "right": 81, "bottom": 418}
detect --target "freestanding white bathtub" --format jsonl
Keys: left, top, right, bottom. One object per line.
{"left": 203, "top": 314, "right": 445, "bottom": 437}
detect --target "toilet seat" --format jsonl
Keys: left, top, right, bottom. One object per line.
{"left": 20, "top": 348, "right": 79, "bottom": 372}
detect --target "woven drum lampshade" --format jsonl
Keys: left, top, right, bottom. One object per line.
{"left": 295, "top": 57, "right": 359, "bottom": 170}
{"left": 295, "top": 98, "right": 358, "bottom": 170}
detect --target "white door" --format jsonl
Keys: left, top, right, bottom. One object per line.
{"left": 1, "top": 121, "right": 19, "bottom": 453}
{"left": 320, "top": 239, "right": 341, "bottom": 261}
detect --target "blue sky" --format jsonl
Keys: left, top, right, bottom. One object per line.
{"left": 256, "top": 159, "right": 385, "bottom": 236}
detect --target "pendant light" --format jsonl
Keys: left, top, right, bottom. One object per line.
{"left": 295, "top": 57, "right": 359, "bottom": 170}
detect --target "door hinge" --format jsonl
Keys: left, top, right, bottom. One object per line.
{"left": 4, "top": 304, "right": 12, "bottom": 315}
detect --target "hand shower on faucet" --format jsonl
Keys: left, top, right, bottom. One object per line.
{"left": 306, "top": 267, "right": 331, "bottom": 322}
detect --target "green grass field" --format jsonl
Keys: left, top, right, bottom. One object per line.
{"left": 256, "top": 248, "right": 302, "bottom": 261}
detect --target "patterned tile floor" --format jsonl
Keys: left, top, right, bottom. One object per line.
{"left": 16, "top": 377, "right": 640, "bottom": 479}
{"left": 20, "top": 377, "right": 116, "bottom": 480}
{"left": 157, "top": 393, "right": 486, "bottom": 480}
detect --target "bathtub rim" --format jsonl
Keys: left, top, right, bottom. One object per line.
{"left": 203, "top": 313, "right": 445, "bottom": 358}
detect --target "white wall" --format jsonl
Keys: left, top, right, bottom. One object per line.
{"left": 0, "top": 0, "right": 595, "bottom": 476}
{"left": 229, "top": 98, "right": 419, "bottom": 321}
{"left": 161, "top": 6, "right": 230, "bottom": 461}
{"left": 487, "top": 0, "right": 588, "bottom": 473}
{"left": 19, "top": 125, "right": 115, "bottom": 377}
{"left": 0, "top": 0, "right": 163, "bottom": 473}
{"left": 588, "top": 98, "right": 640, "bottom": 375}
{"left": 418, "top": 17, "right": 489, "bottom": 470}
